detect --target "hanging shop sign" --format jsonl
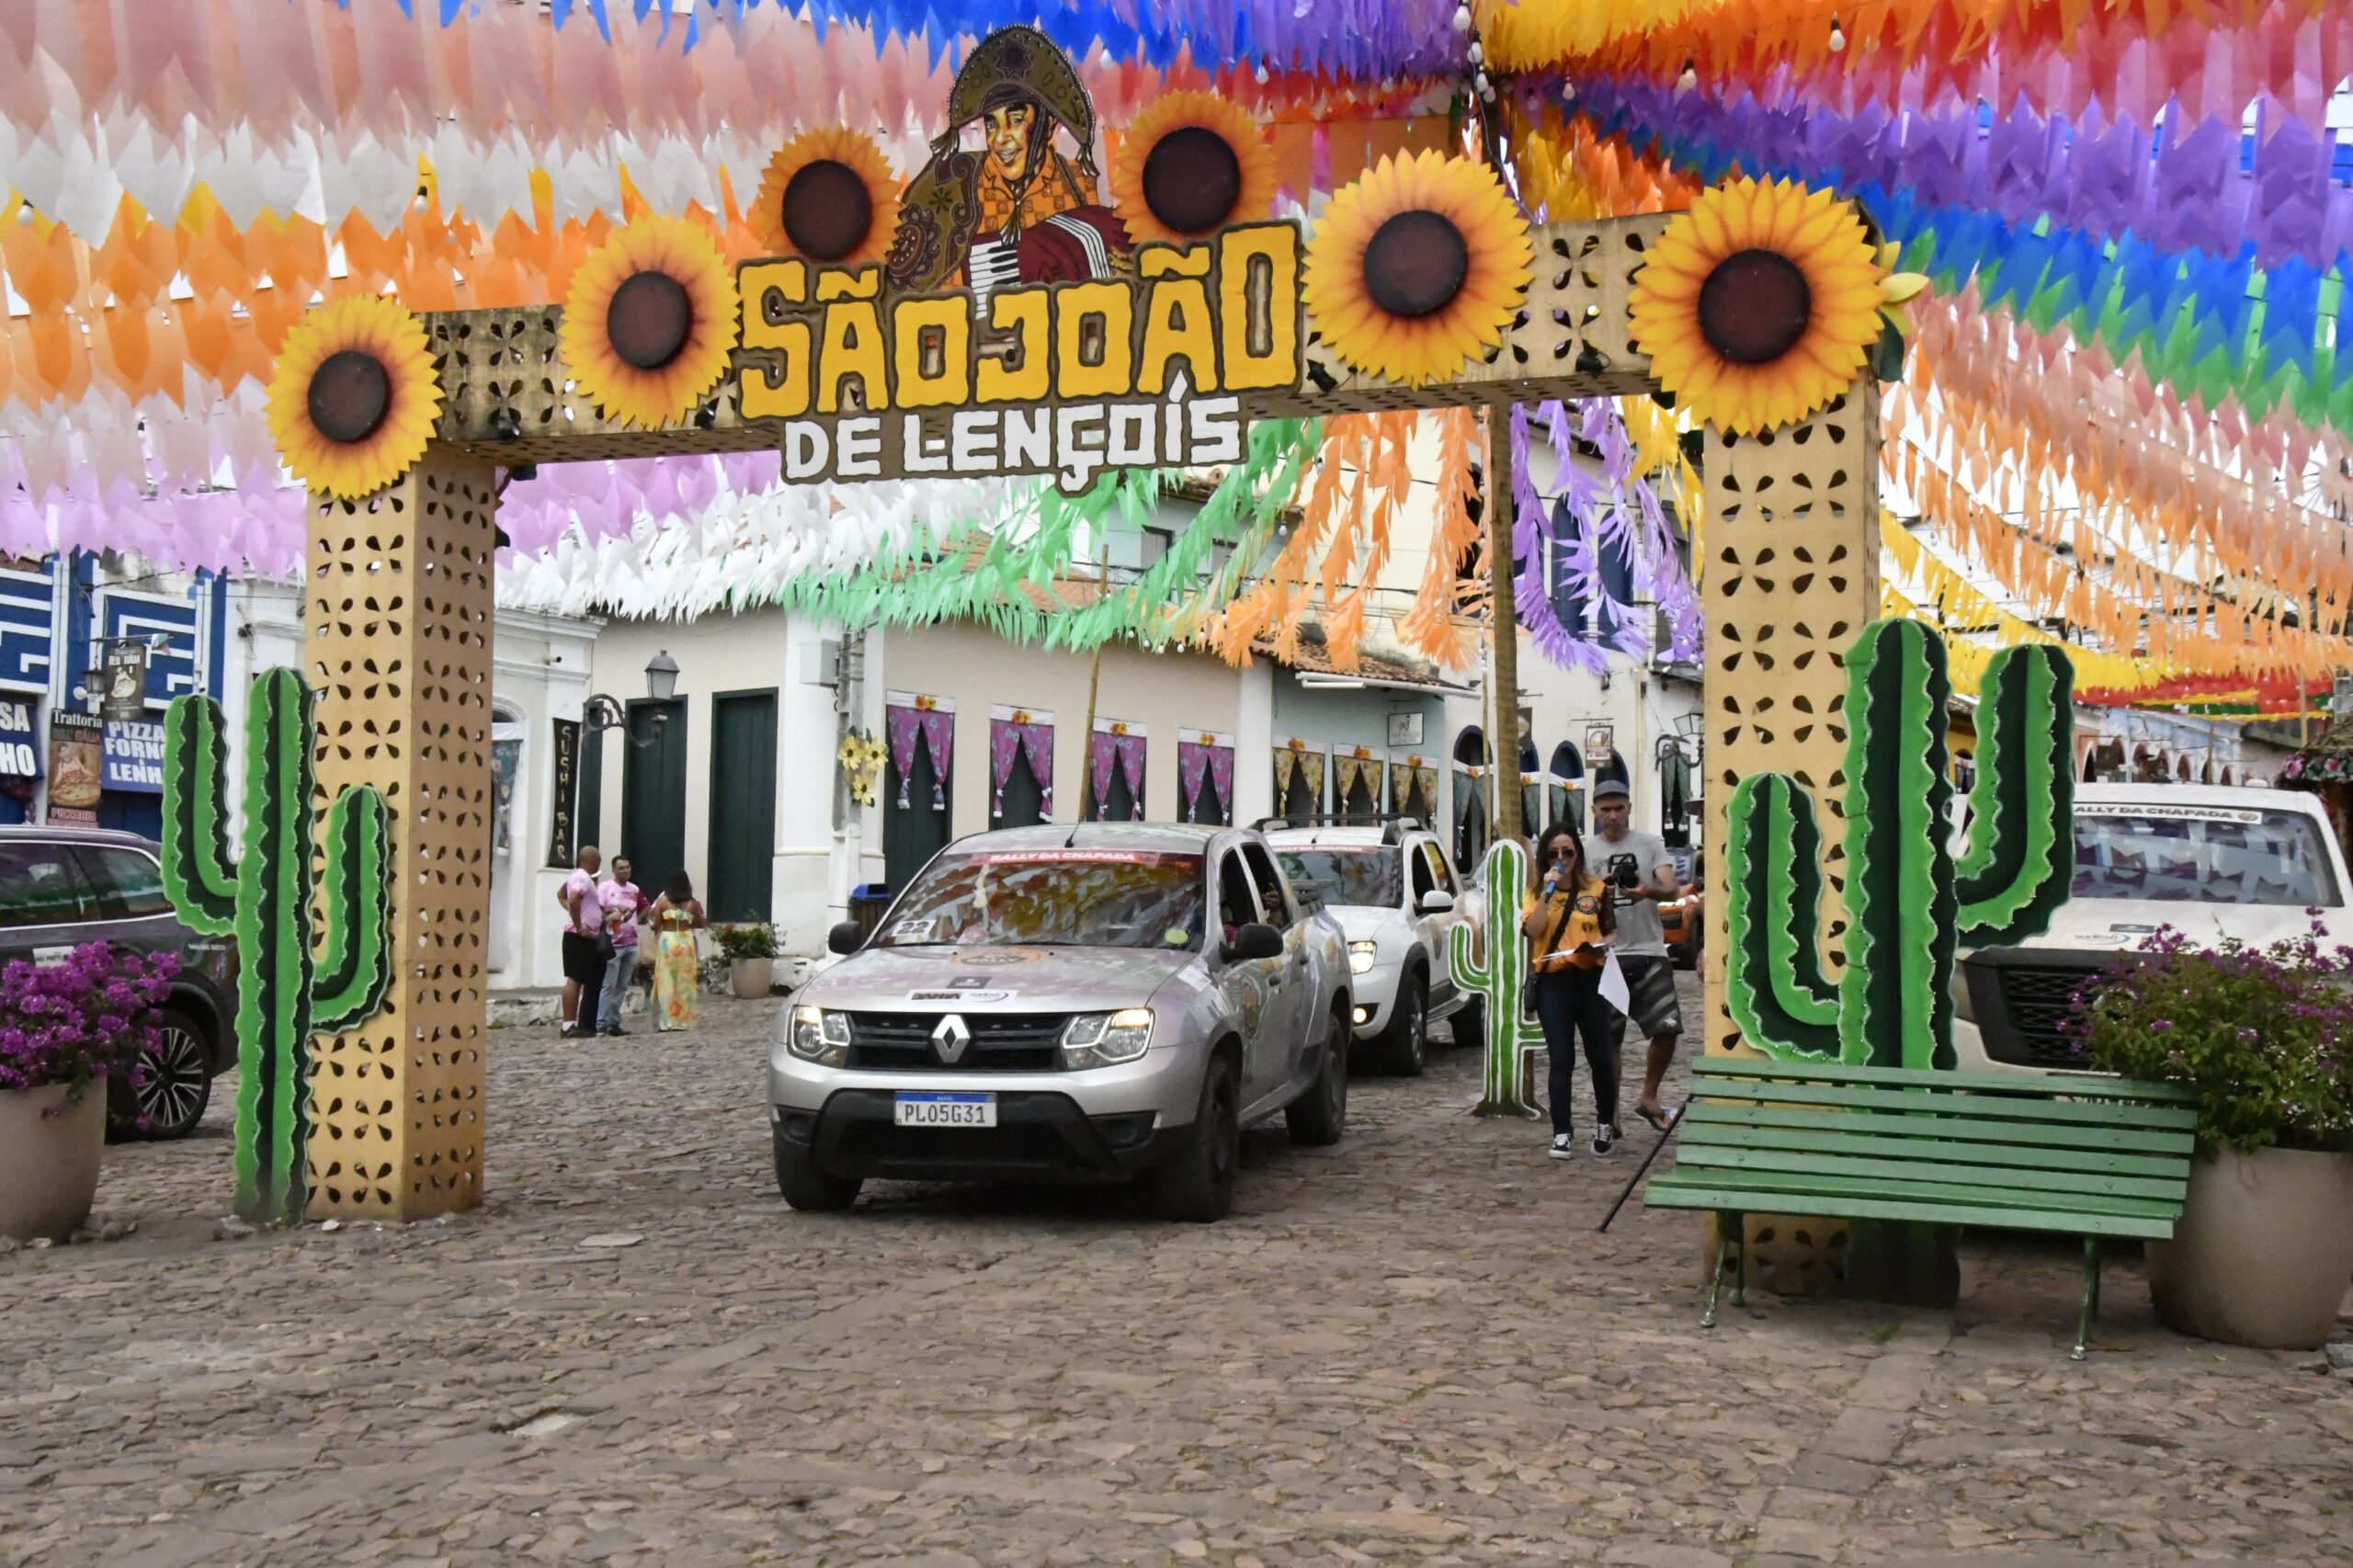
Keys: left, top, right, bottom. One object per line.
{"left": 98, "top": 639, "right": 153, "bottom": 722}
{"left": 46, "top": 710, "right": 102, "bottom": 824}
{"left": 100, "top": 718, "right": 166, "bottom": 793}
{"left": 0, "top": 699, "right": 40, "bottom": 779}
{"left": 545, "top": 717, "right": 580, "bottom": 869}
{"left": 1584, "top": 722, "right": 1616, "bottom": 770}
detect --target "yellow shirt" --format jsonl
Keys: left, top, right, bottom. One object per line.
{"left": 1525, "top": 874, "right": 1611, "bottom": 972}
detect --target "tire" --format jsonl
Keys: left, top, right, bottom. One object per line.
{"left": 1285, "top": 1006, "right": 1349, "bottom": 1147}
{"left": 772, "top": 1130, "right": 862, "bottom": 1211}
{"left": 1449, "top": 994, "right": 1485, "bottom": 1051}
{"left": 1370, "top": 970, "right": 1428, "bottom": 1076}
{"left": 113, "top": 1007, "right": 212, "bottom": 1141}
{"left": 1149, "top": 1053, "right": 1240, "bottom": 1222}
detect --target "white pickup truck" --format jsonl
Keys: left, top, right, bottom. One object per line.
{"left": 1953, "top": 783, "right": 2351, "bottom": 1072}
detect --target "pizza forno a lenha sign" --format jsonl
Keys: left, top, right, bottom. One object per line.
{"left": 733, "top": 28, "right": 1302, "bottom": 492}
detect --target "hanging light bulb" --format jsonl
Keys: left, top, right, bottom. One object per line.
{"left": 1453, "top": 3, "right": 1472, "bottom": 34}
{"left": 1561, "top": 78, "right": 1577, "bottom": 104}
{"left": 1466, "top": 40, "right": 1483, "bottom": 65}
{"left": 1827, "top": 16, "right": 1847, "bottom": 51}
{"left": 1255, "top": 57, "right": 1270, "bottom": 83}
{"left": 1675, "top": 60, "right": 1699, "bottom": 95}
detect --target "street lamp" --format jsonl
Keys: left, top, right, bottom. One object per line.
{"left": 584, "top": 652, "right": 682, "bottom": 738}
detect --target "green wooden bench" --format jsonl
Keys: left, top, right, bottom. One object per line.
{"left": 1643, "top": 1057, "right": 2199, "bottom": 1358}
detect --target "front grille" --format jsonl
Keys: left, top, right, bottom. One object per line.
{"left": 1979, "top": 965, "right": 2105, "bottom": 1069}
{"left": 845, "top": 1012, "right": 1068, "bottom": 1071}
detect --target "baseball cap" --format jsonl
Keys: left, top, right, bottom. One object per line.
{"left": 1592, "top": 778, "right": 1631, "bottom": 801}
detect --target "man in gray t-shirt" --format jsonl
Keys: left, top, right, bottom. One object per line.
{"left": 1591, "top": 778, "right": 1684, "bottom": 1128}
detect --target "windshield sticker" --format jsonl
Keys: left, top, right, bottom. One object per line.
{"left": 2076, "top": 803, "right": 2265, "bottom": 824}
{"left": 956, "top": 949, "right": 1041, "bottom": 967}
{"left": 1164, "top": 926, "right": 1190, "bottom": 947}
{"left": 888, "top": 917, "right": 938, "bottom": 941}
{"left": 908, "top": 988, "right": 1011, "bottom": 1005}
{"left": 972, "top": 849, "right": 1175, "bottom": 866}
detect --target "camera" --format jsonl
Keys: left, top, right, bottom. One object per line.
{"left": 1608, "top": 853, "right": 1642, "bottom": 891}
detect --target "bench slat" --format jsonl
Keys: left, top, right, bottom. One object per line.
{"left": 1648, "top": 1163, "right": 2181, "bottom": 1221}
{"left": 1692, "top": 1057, "right": 2193, "bottom": 1104}
{"left": 1643, "top": 1177, "right": 2182, "bottom": 1241}
{"left": 1688, "top": 1077, "right": 2199, "bottom": 1131}
{"left": 1673, "top": 1144, "right": 2188, "bottom": 1204}
{"left": 1675, "top": 1112, "right": 2193, "bottom": 1179}
{"left": 1681, "top": 1101, "right": 2194, "bottom": 1158}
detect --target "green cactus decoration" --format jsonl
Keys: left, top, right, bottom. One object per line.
{"left": 1724, "top": 622, "right": 2074, "bottom": 1070}
{"left": 1448, "top": 837, "right": 1547, "bottom": 1119}
{"left": 161, "top": 668, "right": 394, "bottom": 1222}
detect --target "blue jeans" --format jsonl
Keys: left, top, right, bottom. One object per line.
{"left": 1531, "top": 966, "right": 1620, "bottom": 1135}
{"left": 597, "top": 946, "right": 641, "bottom": 1032}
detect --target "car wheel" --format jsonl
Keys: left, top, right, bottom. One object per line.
{"left": 1449, "top": 994, "right": 1485, "bottom": 1051}
{"left": 116, "top": 1008, "right": 212, "bottom": 1141}
{"left": 1150, "top": 1054, "right": 1240, "bottom": 1222}
{"left": 1372, "top": 971, "right": 1427, "bottom": 1076}
{"left": 1285, "top": 1005, "right": 1348, "bottom": 1147}
{"left": 772, "top": 1129, "right": 862, "bottom": 1211}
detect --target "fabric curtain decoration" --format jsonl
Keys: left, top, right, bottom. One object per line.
{"left": 1178, "top": 735, "right": 1236, "bottom": 824}
{"left": 989, "top": 711, "right": 1053, "bottom": 819}
{"left": 1333, "top": 754, "right": 1362, "bottom": 803}
{"left": 1274, "top": 744, "right": 1326, "bottom": 810}
{"left": 1089, "top": 724, "right": 1148, "bottom": 821}
{"left": 886, "top": 698, "right": 954, "bottom": 811}
{"left": 1391, "top": 759, "right": 1437, "bottom": 815}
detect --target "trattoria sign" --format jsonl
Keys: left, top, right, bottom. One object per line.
{"left": 733, "top": 223, "right": 1302, "bottom": 492}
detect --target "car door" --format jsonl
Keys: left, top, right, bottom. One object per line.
{"left": 0, "top": 839, "right": 102, "bottom": 964}
{"left": 1239, "top": 841, "right": 1312, "bottom": 1088}
{"left": 1210, "top": 847, "right": 1284, "bottom": 1101}
{"left": 1408, "top": 837, "right": 1459, "bottom": 1006}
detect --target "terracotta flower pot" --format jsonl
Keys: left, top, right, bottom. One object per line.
{"left": 2146, "top": 1144, "right": 2353, "bottom": 1350}
{"left": 730, "top": 957, "right": 775, "bottom": 999}
{"left": 0, "top": 1084, "right": 107, "bottom": 1243}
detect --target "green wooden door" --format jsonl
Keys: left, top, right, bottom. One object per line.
{"left": 621, "top": 698, "right": 688, "bottom": 900}
{"left": 707, "top": 690, "right": 778, "bottom": 922}
{"left": 884, "top": 738, "right": 950, "bottom": 892}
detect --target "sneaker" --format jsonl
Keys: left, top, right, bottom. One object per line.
{"left": 1591, "top": 1123, "right": 1619, "bottom": 1155}
{"left": 558, "top": 1023, "right": 583, "bottom": 1039}
{"left": 1548, "top": 1132, "right": 1574, "bottom": 1161}
{"left": 603, "top": 1025, "right": 627, "bottom": 1037}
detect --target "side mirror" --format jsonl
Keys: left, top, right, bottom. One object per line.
{"left": 826, "top": 920, "right": 864, "bottom": 956}
{"left": 1223, "top": 922, "right": 1284, "bottom": 962}
{"left": 1417, "top": 890, "right": 1456, "bottom": 915}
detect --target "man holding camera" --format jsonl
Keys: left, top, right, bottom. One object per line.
{"left": 1590, "top": 778, "right": 1685, "bottom": 1131}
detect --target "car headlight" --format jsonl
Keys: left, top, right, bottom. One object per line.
{"left": 1349, "top": 940, "right": 1378, "bottom": 975}
{"left": 1062, "top": 1007, "right": 1153, "bottom": 1069}
{"left": 788, "top": 1005, "right": 850, "bottom": 1066}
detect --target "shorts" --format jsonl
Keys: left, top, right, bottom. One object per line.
{"left": 562, "top": 930, "right": 607, "bottom": 984}
{"left": 1618, "top": 954, "right": 1682, "bottom": 1039}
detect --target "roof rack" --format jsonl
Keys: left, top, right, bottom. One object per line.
{"left": 1256, "top": 813, "right": 1427, "bottom": 846}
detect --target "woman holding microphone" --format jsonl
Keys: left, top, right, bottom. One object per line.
{"left": 1519, "top": 822, "right": 1622, "bottom": 1158}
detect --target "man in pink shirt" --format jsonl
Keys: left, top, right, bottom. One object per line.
{"left": 558, "top": 846, "right": 606, "bottom": 1039}
{"left": 595, "top": 857, "right": 646, "bottom": 1037}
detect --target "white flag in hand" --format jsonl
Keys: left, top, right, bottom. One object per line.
{"left": 1598, "top": 950, "right": 1631, "bottom": 1017}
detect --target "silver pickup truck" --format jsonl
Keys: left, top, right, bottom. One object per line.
{"left": 768, "top": 823, "right": 1352, "bottom": 1221}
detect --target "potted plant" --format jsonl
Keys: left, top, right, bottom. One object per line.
{"left": 714, "top": 923, "right": 779, "bottom": 999}
{"left": 0, "top": 943, "right": 176, "bottom": 1242}
{"left": 2073, "top": 923, "right": 2353, "bottom": 1350}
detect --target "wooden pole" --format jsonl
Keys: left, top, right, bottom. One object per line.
{"left": 1079, "top": 540, "right": 1108, "bottom": 819}
{"left": 1486, "top": 408, "right": 1523, "bottom": 848}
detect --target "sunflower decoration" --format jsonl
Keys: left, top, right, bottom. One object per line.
{"left": 836, "top": 729, "right": 888, "bottom": 808}
{"left": 560, "top": 216, "right": 740, "bottom": 430}
{"left": 1629, "top": 177, "right": 1920, "bottom": 436}
{"left": 1870, "top": 238, "right": 1931, "bottom": 381}
{"left": 752, "top": 128, "right": 902, "bottom": 267}
{"left": 1302, "top": 150, "right": 1534, "bottom": 388}
{"left": 265, "top": 295, "right": 443, "bottom": 501}
{"left": 1108, "top": 91, "right": 1277, "bottom": 245}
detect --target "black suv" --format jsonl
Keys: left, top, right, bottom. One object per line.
{"left": 0, "top": 826, "right": 238, "bottom": 1139}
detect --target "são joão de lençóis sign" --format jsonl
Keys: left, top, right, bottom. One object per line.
{"left": 733, "top": 223, "right": 1302, "bottom": 493}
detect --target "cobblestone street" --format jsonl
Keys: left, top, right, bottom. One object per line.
{"left": 5, "top": 976, "right": 2350, "bottom": 1567}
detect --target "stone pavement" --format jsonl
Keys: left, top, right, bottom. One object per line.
{"left": 5, "top": 972, "right": 2350, "bottom": 1567}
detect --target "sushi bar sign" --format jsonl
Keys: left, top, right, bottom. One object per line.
{"left": 732, "top": 223, "right": 1302, "bottom": 493}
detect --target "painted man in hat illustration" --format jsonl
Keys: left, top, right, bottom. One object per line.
{"left": 884, "top": 26, "right": 1133, "bottom": 313}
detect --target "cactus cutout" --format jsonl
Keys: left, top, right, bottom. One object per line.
{"left": 1724, "top": 622, "right": 2074, "bottom": 1070}
{"left": 1448, "top": 837, "right": 1547, "bottom": 1119}
{"left": 161, "top": 669, "right": 394, "bottom": 1221}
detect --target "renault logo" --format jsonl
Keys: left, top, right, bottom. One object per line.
{"left": 931, "top": 1014, "right": 971, "bottom": 1065}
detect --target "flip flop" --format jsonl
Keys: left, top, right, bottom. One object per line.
{"left": 1634, "top": 1101, "right": 1674, "bottom": 1131}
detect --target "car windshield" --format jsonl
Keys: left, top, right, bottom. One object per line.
{"left": 2070, "top": 805, "right": 2341, "bottom": 906}
{"left": 1277, "top": 847, "right": 1401, "bottom": 910}
{"left": 875, "top": 849, "right": 1207, "bottom": 950}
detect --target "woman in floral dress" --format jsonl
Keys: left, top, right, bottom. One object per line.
{"left": 647, "top": 870, "right": 707, "bottom": 1032}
